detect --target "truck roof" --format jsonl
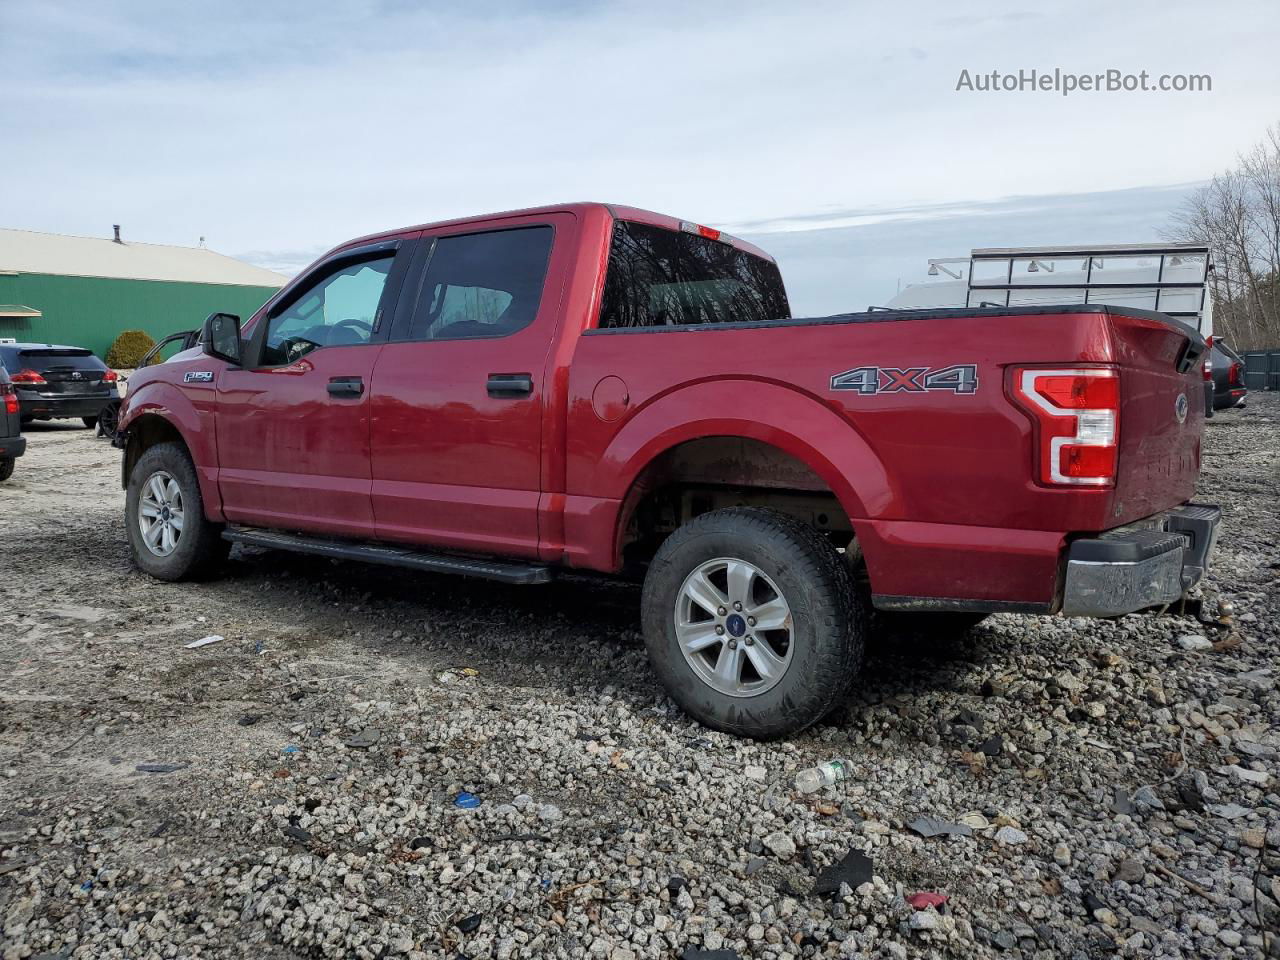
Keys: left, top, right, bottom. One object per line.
{"left": 341, "top": 202, "right": 777, "bottom": 263}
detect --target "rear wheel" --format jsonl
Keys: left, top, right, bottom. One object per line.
{"left": 126, "top": 442, "right": 229, "bottom": 580}
{"left": 642, "top": 507, "right": 866, "bottom": 739}
{"left": 0, "top": 458, "right": 13, "bottom": 482}
{"left": 82, "top": 416, "right": 98, "bottom": 429}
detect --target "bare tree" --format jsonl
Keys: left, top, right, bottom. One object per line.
{"left": 1165, "top": 123, "right": 1280, "bottom": 349}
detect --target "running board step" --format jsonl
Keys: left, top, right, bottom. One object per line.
{"left": 221, "top": 527, "right": 554, "bottom": 585}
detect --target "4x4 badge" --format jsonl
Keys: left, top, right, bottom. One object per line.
{"left": 831, "top": 364, "right": 978, "bottom": 395}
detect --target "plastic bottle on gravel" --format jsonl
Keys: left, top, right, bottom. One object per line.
{"left": 794, "top": 758, "right": 853, "bottom": 794}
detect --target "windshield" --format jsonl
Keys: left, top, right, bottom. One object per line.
{"left": 599, "top": 220, "right": 789, "bottom": 328}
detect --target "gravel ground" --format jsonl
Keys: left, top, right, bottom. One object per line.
{"left": 1, "top": 397, "right": 1278, "bottom": 960}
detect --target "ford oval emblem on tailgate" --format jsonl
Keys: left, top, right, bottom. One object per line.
{"left": 1175, "top": 393, "right": 1188, "bottom": 424}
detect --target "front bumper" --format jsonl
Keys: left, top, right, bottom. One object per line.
{"left": 1061, "top": 503, "right": 1220, "bottom": 617}
{"left": 0, "top": 435, "right": 25, "bottom": 459}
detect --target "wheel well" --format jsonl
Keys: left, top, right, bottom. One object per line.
{"left": 122, "top": 414, "right": 187, "bottom": 488}
{"left": 618, "top": 436, "right": 854, "bottom": 571}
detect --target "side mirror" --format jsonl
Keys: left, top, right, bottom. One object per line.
{"left": 203, "top": 312, "right": 242, "bottom": 366}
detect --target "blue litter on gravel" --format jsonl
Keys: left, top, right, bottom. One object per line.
{"left": 454, "top": 792, "right": 481, "bottom": 809}
{"left": 283, "top": 745, "right": 300, "bottom": 755}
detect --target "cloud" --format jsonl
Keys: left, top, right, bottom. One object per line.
{"left": 737, "top": 182, "right": 1205, "bottom": 315}
{"left": 0, "top": 0, "right": 1276, "bottom": 310}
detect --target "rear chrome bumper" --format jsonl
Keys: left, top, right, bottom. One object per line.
{"left": 1061, "top": 503, "right": 1220, "bottom": 617}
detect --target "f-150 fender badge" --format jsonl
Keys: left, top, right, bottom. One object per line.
{"left": 183, "top": 371, "right": 214, "bottom": 383}
{"left": 830, "top": 364, "right": 978, "bottom": 395}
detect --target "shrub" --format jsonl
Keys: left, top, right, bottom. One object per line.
{"left": 106, "top": 329, "right": 157, "bottom": 369}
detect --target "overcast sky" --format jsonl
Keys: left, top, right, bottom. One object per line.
{"left": 2, "top": 0, "right": 1278, "bottom": 312}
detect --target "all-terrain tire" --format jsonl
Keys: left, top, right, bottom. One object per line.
{"left": 642, "top": 507, "right": 867, "bottom": 739}
{"left": 126, "top": 441, "right": 229, "bottom": 580}
{"left": 0, "top": 457, "right": 13, "bottom": 482}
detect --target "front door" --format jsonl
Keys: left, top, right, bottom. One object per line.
{"left": 369, "top": 216, "right": 572, "bottom": 558}
{"left": 216, "top": 239, "right": 413, "bottom": 538}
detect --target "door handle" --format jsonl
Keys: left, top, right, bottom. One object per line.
{"left": 487, "top": 373, "right": 533, "bottom": 397}
{"left": 327, "top": 376, "right": 364, "bottom": 397}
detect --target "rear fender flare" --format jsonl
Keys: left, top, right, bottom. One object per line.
{"left": 597, "top": 379, "right": 894, "bottom": 565}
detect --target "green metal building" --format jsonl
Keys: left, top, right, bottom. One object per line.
{"left": 0, "top": 226, "right": 287, "bottom": 359}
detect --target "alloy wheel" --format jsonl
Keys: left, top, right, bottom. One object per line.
{"left": 137, "top": 470, "right": 185, "bottom": 557}
{"left": 674, "top": 557, "right": 794, "bottom": 698}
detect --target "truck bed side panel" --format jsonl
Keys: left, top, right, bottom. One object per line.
{"left": 564, "top": 307, "right": 1200, "bottom": 607}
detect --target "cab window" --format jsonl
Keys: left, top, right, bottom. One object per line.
{"left": 407, "top": 227, "right": 553, "bottom": 341}
{"left": 261, "top": 255, "right": 393, "bottom": 366}
{"left": 599, "top": 220, "right": 790, "bottom": 328}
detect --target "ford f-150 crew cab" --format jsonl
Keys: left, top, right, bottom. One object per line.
{"left": 116, "top": 202, "right": 1220, "bottom": 738}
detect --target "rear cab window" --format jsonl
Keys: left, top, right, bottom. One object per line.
{"left": 599, "top": 220, "right": 790, "bottom": 329}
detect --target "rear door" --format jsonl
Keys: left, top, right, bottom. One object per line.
{"left": 368, "top": 214, "right": 572, "bottom": 558}
{"left": 8, "top": 347, "right": 114, "bottom": 404}
{"left": 215, "top": 238, "right": 416, "bottom": 538}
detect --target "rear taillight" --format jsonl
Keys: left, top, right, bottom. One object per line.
{"left": 9, "top": 369, "right": 46, "bottom": 385}
{"left": 1, "top": 384, "right": 16, "bottom": 415}
{"left": 1228, "top": 361, "right": 1241, "bottom": 384}
{"left": 1012, "top": 366, "right": 1120, "bottom": 487}
{"left": 102, "top": 369, "right": 119, "bottom": 383}
{"left": 1203, "top": 335, "right": 1213, "bottom": 381}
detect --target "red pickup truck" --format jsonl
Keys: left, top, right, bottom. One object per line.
{"left": 117, "top": 202, "right": 1219, "bottom": 738}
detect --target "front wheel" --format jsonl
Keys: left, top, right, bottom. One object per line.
{"left": 126, "top": 442, "right": 229, "bottom": 580}
{"left": 642, "top": 508, "right": 867, "bottom": 739}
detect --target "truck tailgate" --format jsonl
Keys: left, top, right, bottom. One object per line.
{"left": 1107, "top": 310, "right": 1205, "bottom": 524}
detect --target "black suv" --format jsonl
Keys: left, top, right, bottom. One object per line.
{"left": 0, "top": 343, "right": 121, "bottom": 428}
{"left": 0, "top": 365, "right": 25, "bottom": 480}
